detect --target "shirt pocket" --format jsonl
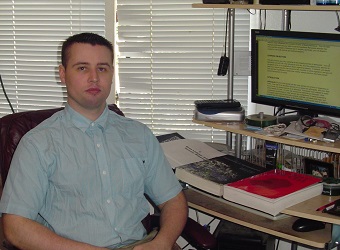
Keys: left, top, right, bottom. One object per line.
{"left": 118, "top": 157, "right": 145, "bottom": 198}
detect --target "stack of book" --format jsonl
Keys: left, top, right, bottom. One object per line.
{"left": 223, "top": 169, "right": 323, "bottom": 216}
{"left": 175, "top": 154, "right": 267, "bottom": 196}
{"left": 159, "top": 134, "right": 323, "bottom": 216}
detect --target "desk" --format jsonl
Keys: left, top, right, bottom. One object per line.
{"left": 184, "top": 188, "right": 339, "bottom": 249}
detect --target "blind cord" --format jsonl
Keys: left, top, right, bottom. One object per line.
{"left": 223, "top": 10, "right": 229, "bottom": 57}
{"left": 217, "top": 10, "right": 230, "bottom": 76}
{"left": 0, "top": 75, "right": 15, "bottom": 114}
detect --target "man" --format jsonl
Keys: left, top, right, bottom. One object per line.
{"left": 0, "top": 33, "right": 188, "bottom": 250}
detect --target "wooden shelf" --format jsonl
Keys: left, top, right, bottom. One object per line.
{"left": 193, "top": 3, "right": 340, "bottom": 11}
{"left": 193, "top": 119, "right": 340, "bottom": 154}
{"left": 283, "top": 194, "right": 340, "bottom": 224}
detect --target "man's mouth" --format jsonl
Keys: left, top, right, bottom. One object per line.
{"left": 86, "top": 87, "right": 101, "bottom": 95}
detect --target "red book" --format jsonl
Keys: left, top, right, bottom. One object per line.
{"left": 223, "top": 169, "right": 323, "bottom": 216}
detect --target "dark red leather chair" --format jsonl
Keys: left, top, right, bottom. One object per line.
{"left": 0, "top": 105, "right": 217, "bottom": 250}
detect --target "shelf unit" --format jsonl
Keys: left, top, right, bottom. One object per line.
{"left": 190, "top": 5, "right": 340, "bottom": 249}
{"left": 192, "top": 3, "right": 340, "bottom": 157}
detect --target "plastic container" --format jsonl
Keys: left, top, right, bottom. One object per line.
{"left": 316, "top": 0, "right": 328, "bottom": 4}
{"left": 316, "top": 0, "right": 339, "bottom": 4}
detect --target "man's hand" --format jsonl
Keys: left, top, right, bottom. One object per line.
{"left": 132, "top": 240, "right": 166, "bottom": 250}
{"left": 132, "top": 241, "right": 180, "bottom": 250}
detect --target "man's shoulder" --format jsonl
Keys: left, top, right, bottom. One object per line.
{"left": 108, "top": 110, "right": 146, "bottom": 127}
{"left": 107, "top": 110, "right": 154, "bottom": 140}
{"left": 25, "top": 109, "right": 65, "bottom": 137}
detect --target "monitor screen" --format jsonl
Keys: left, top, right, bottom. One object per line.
{"left": 251, "top": 29, "right": 340, "bottom": 118}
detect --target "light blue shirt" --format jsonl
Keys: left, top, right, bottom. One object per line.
{"left": 0, "top": 104, "right": 182, "bottom": 248}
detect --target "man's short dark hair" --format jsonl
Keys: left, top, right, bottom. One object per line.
{"left": 61, "top": 32, "right": 113, "bottom": 68}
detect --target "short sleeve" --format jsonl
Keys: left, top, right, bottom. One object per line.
{"left": 142, "top": 126, "right": 182, "bottom": 206}
{"left": 0, "top": 136, "right": 49, "bottom": 219}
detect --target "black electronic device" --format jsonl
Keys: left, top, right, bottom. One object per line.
{"left": 251, "top": 29, "right": 340, "bottom": 119}
{"left": 323, "top": 181, "right": 340, "bottom": 196}
{"left": 194, "top": 99, "right": 241, "bottom": 109}
{"left": 292, "top": 218, "right": 325, "bottom": 232}
{"left": 217, "top": 56, "right": 229, "bottom": 76}
{"left": 322, "top": 129, "right": 340, "bottom": 142}
{"left": 203, "top": 0, "right": 230, "bottom": 3}
{"left": 202, "top": 0, "right": 254, "bottom": 2}
{"left": 259, "top": 0, "right": 309, "bottom": 4}
{"left": 215, "top": 220, "right": 275, "bottom": 250}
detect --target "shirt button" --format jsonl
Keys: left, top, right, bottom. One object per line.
{"left": 91, "top": 122, "right": 95, "bottom": 127}
{"left": 107, "top": 199, "right": 111, "bottom": 204}
{"left": 96, "top": 143, "right": 101, "bottom": 148}
{"left": 103, "top": 171, "right": 107, "bottom": 175}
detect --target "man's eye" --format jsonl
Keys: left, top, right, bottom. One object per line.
{"left": 78, "top": 66, "right": 86, "bottom": 71}
{"left": 98, "top": 67, "right": 107, "bottom": 72}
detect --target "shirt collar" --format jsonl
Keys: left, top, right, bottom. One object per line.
{"left": 64, "top": 104, "right": 109, "bottom": 133}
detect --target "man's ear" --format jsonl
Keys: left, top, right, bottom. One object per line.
{"left": 59, "top": 65, "right": 66, "bottom": 84}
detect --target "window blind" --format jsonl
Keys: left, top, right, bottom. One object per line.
{"left": 115, "top": 0, "right": 250, "bottom": 143}
{"left": 0, "top": 0, "right": 106, "bottom": 116}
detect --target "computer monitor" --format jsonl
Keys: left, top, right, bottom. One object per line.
{"left": 251, "top": 29, "right": 340, "bottom": 119}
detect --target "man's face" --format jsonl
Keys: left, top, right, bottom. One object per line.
{"left": 59, "top": 43, "right": 113, "bottom": 113}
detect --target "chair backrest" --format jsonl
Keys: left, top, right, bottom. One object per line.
{"left": 0, "top": 104, "right": 124, "bottom": 194}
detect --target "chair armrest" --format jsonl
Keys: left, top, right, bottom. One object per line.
{"left": 3, "top": 240, "right": 20, "bottom": 250}
{"left": 181, "top": 217, "right": 217, "bottom": 250}
{"left": 148, "top": 214, "right": 216, "bottom": 249}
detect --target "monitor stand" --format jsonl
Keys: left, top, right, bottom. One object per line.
{"left": 276, "top": 110, "right": 318, "bottom": 126}
{"left": 277, "top": 114, "right": 300, "bottom": 126}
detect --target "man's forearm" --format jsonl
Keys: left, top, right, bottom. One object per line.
{"left": 154, "top": 191, "right": 188, "bottom": 248}
{"left": 2, "top": 214, "right": 108, "bottom": 250}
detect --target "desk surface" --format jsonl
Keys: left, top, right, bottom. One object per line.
{"left": 184, "top": 188, "right": 333, "bottom": 249}
{"left": 283, "top": 195, "right": 340, "bottom": 224}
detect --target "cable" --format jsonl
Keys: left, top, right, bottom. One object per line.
{"left": 0, "top": 75, "right": 15, "bottom": 114}
{"left": 274, "top": 106, "right": 298, "bottom": 117}
{"left": 275, "top": 238, "right": 280, "bottom": 250}
{"left": 223, "top": 10, "right": 229, "bottom": 57}
{"left": 260, "top": 10, "right": 267, "bottom": 30}
{"left": 335, "top": 11, "right": 340, "bottom": 32}
{"left": 274, "top": 106, "right": 284, "bottom": 116}
{"left": 299, "top": 115, "right": 332, "bottom": 129}
{"left": 217, "top": 9, "right": 230, "bottom": 76}
{"left": 246, "top": 8, "right": 256, "bottom": 15}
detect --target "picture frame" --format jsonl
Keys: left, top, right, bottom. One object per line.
{"left": 304, "top": 158, "right": 334, "bottom": 179}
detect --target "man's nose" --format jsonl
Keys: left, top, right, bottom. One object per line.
{"left": 89, "top": 69, "right": 99, "bottom": 83}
